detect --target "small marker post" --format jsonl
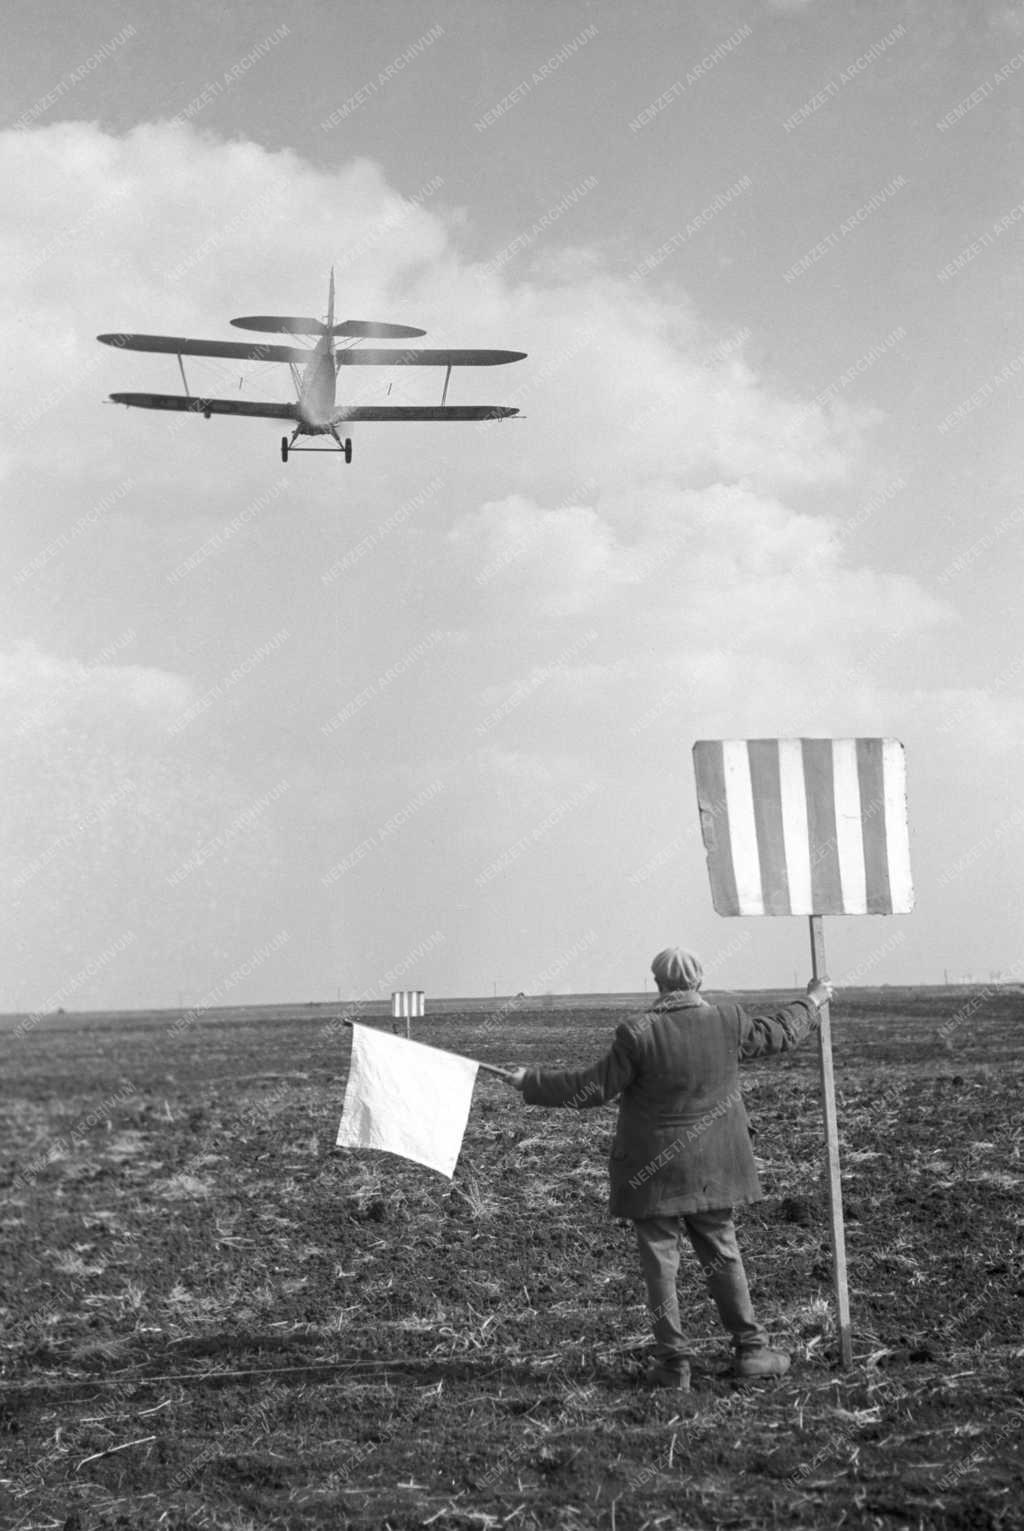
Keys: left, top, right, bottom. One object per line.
{"left": 391, "top": 989, "right": 424, "bottom": 1038}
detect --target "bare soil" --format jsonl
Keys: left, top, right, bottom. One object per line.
{"left": 1, "top": 987, "right": 1022, "bottom": 1529}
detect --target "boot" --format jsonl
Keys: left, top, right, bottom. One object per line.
{"left": 643, "top": 1357, "right": 691, "bottom": 1390}
{"left": 734, "top": 1347, "right": 790, "bottom": 1379}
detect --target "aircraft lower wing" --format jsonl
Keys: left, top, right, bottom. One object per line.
{"left": 335, "top": 349, "right": 526, "bottom": 367}
{"left": 110, "top": 392, "right": 302, "bottom": 420}
{"left": 99, "top": 334, "right": 308, "bottom": 364}
{"left": 108, "top": 394, "right": 518, "bottom": 423}
{"left": 332, "top": 405, "right": 519, "bottom": 421}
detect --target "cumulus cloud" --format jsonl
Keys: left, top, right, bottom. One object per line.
{"left": 448, "top": 494, "right": 623, "bottom": 615}
{"left": 0, "top": 639, "right": 193, "bottom": 734}
{"left": 0, "top": 639, "right": 295, "bottom": 1008}
{"left": 0, "top": 118, "right": 976, "bottom": 1003}
{"left": 448, "top": 480, "right": 948, "bottom": 671}
{"left": 979, "top": 3, "right": 1024, "bottom": 36}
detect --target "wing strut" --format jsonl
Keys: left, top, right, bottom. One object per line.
{"left": 177, "top": 353, "right": 191, "bottom": 396}
{"left": 441, "top": 364, "right": 452, "bottom": 406}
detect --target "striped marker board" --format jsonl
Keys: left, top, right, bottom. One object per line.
{"left": 693, "top": 738, "right": 913, "bottom": 918}
{"left": 392, "top": 989, "right": 425, "bottom": 1037}
{"left": 392, "top": 990, "right": 425, "bottom": 1020}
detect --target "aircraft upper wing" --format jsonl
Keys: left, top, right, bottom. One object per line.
{"left": 332, "top": 405, "right": 519, "bottom": 421}
{"left": 110, "top": 392, "right": 302, "bottom": 421}
{"left": 98, "top": 333, "right": 309, "bottom": 364}
{"left": 335, "top": 349, "right": 526, "bottom": 367}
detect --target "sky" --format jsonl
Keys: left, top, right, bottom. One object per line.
{"left": 3, "top": 0, "right": 1023, "bottom": 1011}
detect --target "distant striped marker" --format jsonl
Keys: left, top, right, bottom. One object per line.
{"left": 693, "top": 739, "right": 913, "bottom": 916}
{"left": 392, "top": 990, "right": 425, "bottom": 1020}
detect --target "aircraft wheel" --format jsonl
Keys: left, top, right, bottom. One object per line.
{"left": 281, "top": 436, "right": 289, "bottom": 463}
{"left": 344, "top": 438, "right": 353, "bottom": 464}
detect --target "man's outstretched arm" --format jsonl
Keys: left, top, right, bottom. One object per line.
{"left": 505, "top": 1024, "right": 637, "bottom": 1107}
{"left": 739, "top": 980, "right": 833, "bottom": 1060}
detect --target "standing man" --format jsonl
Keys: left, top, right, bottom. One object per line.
{"left": 506, "top": 946, "right": 832, "bottom": 1390}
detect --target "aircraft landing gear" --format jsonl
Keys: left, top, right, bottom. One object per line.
{"left": 278, "top": 427, "right": 352, "bottom": 461}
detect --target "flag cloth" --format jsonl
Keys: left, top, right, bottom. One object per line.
{"left": 693, "top": 738, "right": 913, "bottom": 916}
{"left": 336, "top": 1023, "right": 479, "bottom": 1178}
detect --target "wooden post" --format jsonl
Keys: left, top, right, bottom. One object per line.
{"left": 809, "top": 915, "right": 853, "bottom": 1368}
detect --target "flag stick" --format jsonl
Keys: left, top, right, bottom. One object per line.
{"left": 809, "top": 914, "right": 853, "bottom": 1368}
{"left": 474, "top": 1061, "right": 517, "bottom": 1081}
{"left": 339, "top": 1018, "right": 515, "bottom": 1080}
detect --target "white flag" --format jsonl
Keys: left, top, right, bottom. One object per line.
{"left": 336, "top": 1023, "right": 479, "bottom": 1178}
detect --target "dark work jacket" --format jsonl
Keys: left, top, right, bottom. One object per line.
{"left": 521, "top": 991, "right": 819, "bottom": 1219}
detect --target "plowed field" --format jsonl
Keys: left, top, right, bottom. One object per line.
{"left": 2, "top": 988, "right": 1022, "bottom": 1529}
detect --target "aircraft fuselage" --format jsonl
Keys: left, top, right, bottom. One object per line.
{"left": 296, "top": 272, "right": 339, "bottom": 433}
{"left": 298, "top": 339, "right": 336, "bottom": 431}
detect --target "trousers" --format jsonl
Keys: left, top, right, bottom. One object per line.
{"left": 633, "top": 1208, "right": 768, "bottom": 1361}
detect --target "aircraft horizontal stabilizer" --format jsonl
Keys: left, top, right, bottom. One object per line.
{"left": 230, "top": 316, "right": 327, "bottom": 335}
{"left": 332, "top": 320, "right": 427, "bottom": 339}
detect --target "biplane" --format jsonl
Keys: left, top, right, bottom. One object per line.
{"left": 98, "top": 271, "right": 526, "bottom": 461}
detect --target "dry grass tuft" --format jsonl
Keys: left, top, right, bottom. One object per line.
{"left": 159, "top": 1172, "right": 213, "bottom": 1198}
